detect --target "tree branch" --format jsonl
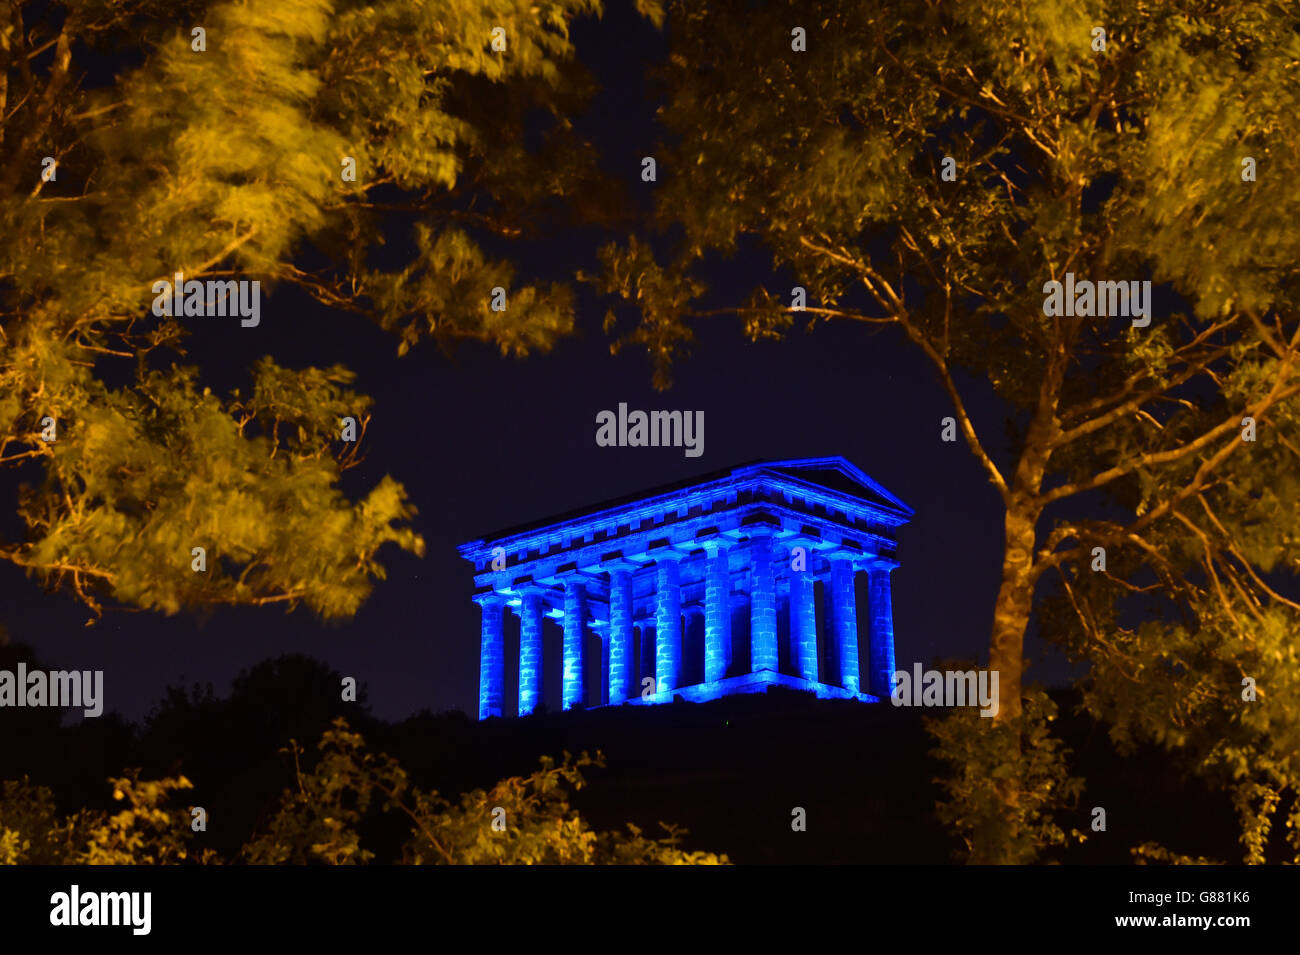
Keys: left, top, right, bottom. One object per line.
{"left": 1041, "top": 380, "right": 1300, "bottom": 506}
{"left": 797, "top": 234, "right": 1011, "bottom": 501}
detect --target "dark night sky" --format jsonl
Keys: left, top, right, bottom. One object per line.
{"left": 0, "top": 4, "right": 1079, "bottom": 725}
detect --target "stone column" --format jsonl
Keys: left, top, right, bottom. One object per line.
{"left": 562, "top": 579, "right": 587, "bottom": 710}
{"left": 867, "top": 560, "right": 899, "bottom": 699}
{"left": 608, "top": 570, "right": 634, "bottom": 704}
{"left": 517, "top": 590, "right": 543, "bottom": 717}
{"left": 703, "top": 543, "right": 732, "bottom": 683}
{"left": 788, "top": 546, "right": 818, "bottom": 683}
{"left": 829, "top": 557, "right": 860, "bottom": 693}
{"left": 749, "top": 534, "right": 778, "bottom": 673}
{"left": 655, "top": 557, "right": 682, "bottom": 693}
{"left": 475, "top": 593, "right": 505, "bottom": 720}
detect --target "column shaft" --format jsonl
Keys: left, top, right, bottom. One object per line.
{"left": 867, "top": 565, "right": 898, "bottom": 699}
{"left": 830, "top": 558, "right": 860, "bottom": 693}
{"left": 750, "top": 536, "right": 778, "bottom": 673}
{"left": 789, "top": 563, "right": 818, "bottom": 683}
{"left": 655, "top": 559, "right": 682, "bottom": 693}
{"left": 562, "top": 581, "right": 587, "bottom": 710}
{"left": 704, "top": 547, "right": 732, "bottom": 683}
{"left": 518, "top": 592, "right": 543, "bottom": 716}
{"left": 477, "top": 597, "right": 505, "bottom": 720}
{"left": 608, "top": 571, "right": 634, "bottom": 704}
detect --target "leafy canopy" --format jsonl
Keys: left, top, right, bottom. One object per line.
{"left": 0, "top": 718, "right": 728, "bottom": 865}
{"left": 593, "top": 0, "right": 1300, "bottom": 860}
{"left": 0, "top": 0, "right": 629, "bottom": 618}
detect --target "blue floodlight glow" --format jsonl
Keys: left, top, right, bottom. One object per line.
{"left": 459, "top": 457, "right": 910, "bottom": 719}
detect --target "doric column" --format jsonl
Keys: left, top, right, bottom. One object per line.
{"left": 608, "top": 570, "right": 634, "bottom": 704}
{"left": 788, "top": 545, "right": 818, "bottom": 683}
{"left": 654, "top": 557, "right": 682, "bottom": 693}
{"left": 703, "top": 543, "right": 732, "bottom": 683}
{"left": 517, "top": 589, "right": 544, "bottom": 716}
{"left": 749, "top": 534, "right": 778, "bottom": 673}
{"left": 829, "top": 557, "right": 860, "bottom": 693}
{"left": 867, "top": 560, "right": 899, "bottom": 699}
{"left": 475, "top": 593, "right": 505, "bottom": 720}
{"left": 562, "top": 579, "right": 587, "bottom": 710}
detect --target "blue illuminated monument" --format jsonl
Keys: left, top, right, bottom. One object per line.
{"left": 458, "top": 457, "right": 912, "bottom": 719}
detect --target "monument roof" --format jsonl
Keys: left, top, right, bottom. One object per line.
{"left": 465, "top": 455, "right": 912, "bottom": 547}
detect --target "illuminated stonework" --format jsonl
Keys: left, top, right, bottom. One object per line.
{"left": 458, "top": 457, "right": 912, "bottom": 719}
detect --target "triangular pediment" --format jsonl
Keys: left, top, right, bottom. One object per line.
{"left": 740, "top": 456, "right": 913, "bottom": 517}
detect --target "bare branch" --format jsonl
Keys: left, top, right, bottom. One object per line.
{"left": 1041, "top": 380, "right": 1300, "bottom": 506}
{"left": 797, "top": 234, "right": 1011, "bottom": 501}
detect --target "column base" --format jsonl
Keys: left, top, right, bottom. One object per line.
{"left": 615, "top": 670, "right": 881, "bottom": 707}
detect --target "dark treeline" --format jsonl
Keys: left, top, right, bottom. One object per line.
{"left": 0, "top": 640, "right": 1247, "bottom": 864}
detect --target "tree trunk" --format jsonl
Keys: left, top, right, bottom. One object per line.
{"left": 988, "top": 499, "right": 1040, "bottom": 725}
{"left": 981, "top": 381, "right": 1058, "bottom": 861}
{"left": 974, "top": 496, "right": 1041, "bottom": 862}
{"left": 990, "top": 360, "right": 1061, "bottom": 724}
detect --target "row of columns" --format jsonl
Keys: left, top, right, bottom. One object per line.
{"left": 477, "top": 536, "right": 896, "bottom": 719}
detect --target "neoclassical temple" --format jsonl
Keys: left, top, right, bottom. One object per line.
{"left": 458, "top": 457, "right": 911, "bottom": 719}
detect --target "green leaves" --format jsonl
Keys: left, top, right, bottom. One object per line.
{"left": 0, "top": 777, "right": 79, "bottom": 865}
{"left": 635, "top": 0, "right": 665, "bottom": 29}
{"left": 929, "top": 687, "right": 1086, "bottom": 864}
{"left": 587, "top": 0, "right": 1300, "bottom": 862}
{"left": 8, "top": 358, "right": 423, "bottom": 620}
{"left": 3, "top": 720, "right": 728, "bottom": 865}
{"left": 1079, "top": 603, "right": 1300, "bottom": 863}
{"left": 585, "top": 236, "right": 703, "bottom": 389}
{"left": 242, "top": 718, "right": 728, "bottom": 865}
{"left": 370, "top": 224, "right": 575, "bottom": 357}
{"left": 0, "top": 772, "right": 203, "bottom": 866}
{"left": 1, "top": 0, "right": 616, "bottom": 620}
